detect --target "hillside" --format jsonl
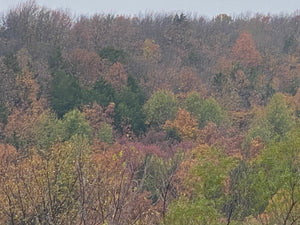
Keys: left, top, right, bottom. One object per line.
{"left": 0, "top": 1, "right": 300, "bottom": 224}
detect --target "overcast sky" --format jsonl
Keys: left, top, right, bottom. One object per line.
{"left": 1, "top": 0, "right": 300, "bottom": 18}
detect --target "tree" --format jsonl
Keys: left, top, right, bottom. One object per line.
{"left": 184, "top": 93, "right": 226, "bottom": 128}
{"left": 0, "top": 137, "right": 89, "bottom": 224}
{"left": 198, "top": 98, "right": 226, "bottom": 128}
{"left": 265, "top": 93, "right": 294, "bottom": 137}
{"left": 87, "top": 142, "right": 160, "bottom": 224}
{"left": 184, "top": 92, "right": 203, "bottom": 118}
{"left": 255, "top": 128, "right": 300, "bottom": 224}
{"left": 223, "top": 160, "right": 270, "bottom": 223}
{"left": 143, "top": 90, "right": 178, "bottom": 129}
{"left": 142, "top": 39, "right": 161, "bottom": 62}
{"left": 105, "top": 62, "right": 127, "bottom": 91}
{"left": 32, "top": 111, "right": 65, "bottom": 150}
{"left": 98, "top": 122, "right": 114, "bottom": 145}
{"left": 114, "top": 76, "right": 146, "bottom": 135}
{"left": 164, "top": 108, "right": 198, "bottom": 141}
{"left": 90, "top": 77, "right": 115, "bottom": 107}
{"left": 165, "top": 144, "right": 237, "bottom": 224}
{"left": 140, "top": 152, "right": 183, "bottom": 217}
{"left": 50, "top": 69, "right": 83, "bottom": 118}
{"left": 244, "top": 93, "right": 295, "bottom": 153}
{"left": 67, "top": 48, "right": 103, "bottom": 87}
{"left": 3, "top": 65, "right": 48, "bottom": 150}
{"left": 99, "top": 46, "right": 127, "bottom": 64}
{"left": 283, "top": 34, "right": 298, "bottom": 54}
{"left": 62, "top": 109, "right": 92, "bottom": 140}
{"left": 232, "top": 31, "right": 262, "bottom": 67}
{"left": 175, "top": 67, "right": 204, "bottom": 94}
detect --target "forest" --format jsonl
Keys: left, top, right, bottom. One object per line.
{"left": 0, "top": 1, "right": 300, "bottom": 224}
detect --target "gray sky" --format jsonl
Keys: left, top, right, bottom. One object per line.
{"left": 1, "top": 0, "right": 300, "bottom": 18}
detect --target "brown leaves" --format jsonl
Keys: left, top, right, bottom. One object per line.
{"left": 105, "top": 62, "right": 127, "bottom": 91}
{"left": 68, "top": 48, "right": 103, "bottom": 87}
{"left": 89, "top": 142, "right": 159, "bottom": 224}
{"left": 232, "top": 31, "right": 262, "bottom": 67}
{"left": 15, "top": 68, "right": 39, "bottom": 104}
{"left": 176, "top": 67, "right": 205, "bottom": 94}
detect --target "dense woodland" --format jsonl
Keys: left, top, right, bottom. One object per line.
{"left": 1, "top": 1, "right": 300, "bottom": 224}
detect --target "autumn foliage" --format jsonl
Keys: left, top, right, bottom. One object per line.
{"left": 232, "top": 31, "right": 262, "bottom": 67}
{"left": 1, "top": 2, "right": 300, "bottom": 224}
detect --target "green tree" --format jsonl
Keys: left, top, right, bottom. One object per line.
{"left": 99, "top": 47, "right": 127, "bottom": 64}
{"left": 183, "top": 92, "right": 203, "bottom": 119}
{"left": 0, "top": 104, "right": 8, "bottom": 125}
{"left": 62, "top": 109, "right": 92, "bottom": 140}
{"left": 163, "top": 197, "right": 220, "bottom": 225}
{"left": 224, "top": 160, "right": 270, "bottom": 222}
{"left": 143, "top": 90, "right": 178, "bottom": 128}
{"left": 255, "top": 128, "right": 300, "bottom": 224}
{"left": 98, "top": 122, "right": 114, "bottom": 144}
{"left": 244, "top": 93, "right": 295, "bottom": 151}
{"left": 114, "top": 76, "right": 146, "bottom": 134}
{"left": 141, "top": 152, "right": 183, "bottom": 217}
{"left": 164, "top": 145, "right": 237, "bottom": 224}
{"left": 283, "top": 34, "right": 298, "bottom": 54}
{"left": 51, "top": 70, "right": 84, "bottom": 118}
{"left": 90, "top": 77, "right": 115, "bottom": 107}
{"left": 48, "top": 47, "right": 65, "bottom": 71}
{"left": 198, "top": 98, "right": 226, "bottom": 128}
{"left": 3, "top": 53, "right": 21, "bottom": 73}
{"left": 184, "top": 93, "right": 226, "bottom": 128}
{"left": 265, "top": 93, "right": 294, "bottom": 137}
{"left": 32, "top": 111, "right": 65, "bottom": 150}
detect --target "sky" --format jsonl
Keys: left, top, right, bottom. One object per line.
{"left": 1, "top": 0, "right": 300, "bottom": 18}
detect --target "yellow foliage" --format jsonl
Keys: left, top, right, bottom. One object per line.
{"left": 164, "top": 108, "right": 198, "bottom": 140}
{"left": 142, "top": 39, "right": 161, "bottom": 62}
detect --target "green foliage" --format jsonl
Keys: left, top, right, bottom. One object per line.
{"left": 243, "top": 117, "right": 273, "bottom": 150}
{"left": 283, "top": 34, "right": 298, "bottom": 54}
{"left": 224, "top": 161, "right": 270, "bottom": 221}
{"left": 90, "top": 77, "right": 115, "bottom": 107}
{"left": 184, "top": 93, "right": 226, "bottom": 128}
{"left": 45, "top": 135, "right": 90, "bottom": 222}
{"left": 265, "top": 93, "right": 294, "bottom": 137}
{"left": 213, "top": 72, "right": 227, "bottom": 89}
{"left": 163, "top": 197, "right": 220, "bottom": 225}
{"left": 164, "top": 126, "right": 182, "bottom": 142}
{"left": 62, "top": 109, "right": 92, "bottom": 140}
{"left": 191, "top": 147, "right": 237, "bottom": 202}
{"left": 165, "top": 146, "right": 237, "bottom": 224}
{"left": 48, "top": 47, "right": 64, "bottom": 71}
{"left": 3, "top": 53, "right": 20, "bottom": 73}
{"left": 244, "top": 93, "right": 295, "bottom": 151}
{"left": 50, "top": 69, "right": 84, "bottom": 118}
{"left": 255, "top": 128, "right": 300, "bottom": 224}
{"left": 98, "top": 122, "right": 114, "bottom": 144}
{"left": 198, "top": 98, "right": 226, "bottom": 128}
{"left": 33, "top": 111, "right": 65, "bottom": 150}
{"left": 143, "top": 90, "right": 178, "bottom": 128}
{"left": 204, "top": 101, "right": 227, "bottom": 128}
{"left": 230, "top": 129, "right": 300, "bottom": 223}
{"left": 142, "top": 152, "right": 183, "bottom": 204}
{"left": 0, "top": 104, "right": 8, "bottom": 125}
{"left": 99, "top": 47, "right": 127, "bottom": 64}
{"left": 187, "top": 51, "right": 199, "bottom": 65}
{"left": 114, "top": 76, "right": 146, "bottom": 134}
{"left": 184, "top": 92, "right": 203, "bottom": 119}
